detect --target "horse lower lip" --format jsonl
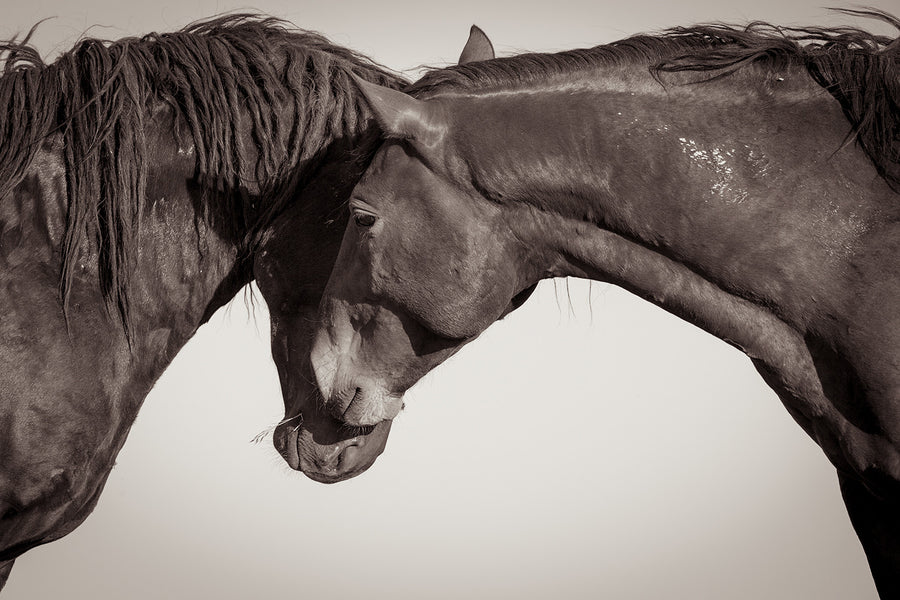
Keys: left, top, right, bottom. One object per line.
{"left": 285, "top": 427, "right": 301, "bottom": 470}
{"left": 301, "top": 470, "right": 348, "bottom": 484}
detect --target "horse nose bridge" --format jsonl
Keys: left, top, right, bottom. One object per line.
{"left": 310, "top": 297, "right": 362, "bottom": 400}
{"left": 311, "top": 312, "right": 388, "bottom": 410}
{"left": 309, "top": 325, "right": 341, "bottom": 402}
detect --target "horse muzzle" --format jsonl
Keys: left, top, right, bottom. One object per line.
{"left": 274, "top": 418, "right": 393, "bottom": 483}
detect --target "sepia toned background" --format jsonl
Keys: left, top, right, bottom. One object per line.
{"left": 3, "top": 1, "right": 895, "bottom": 598}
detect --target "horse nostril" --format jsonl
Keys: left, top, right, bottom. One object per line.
{"left": 328, "top": 387, "right": 362, "bottom": 421}
{"left": 344, "top": 388, "right": 365, "bottom": 418}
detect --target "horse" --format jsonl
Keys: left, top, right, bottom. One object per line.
{"left": 0, "top": 14, "right": 494, "bottom": 590}
{"left": 307, "top": 9, "right": 900, "bottom": 598}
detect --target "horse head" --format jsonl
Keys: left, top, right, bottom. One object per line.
{"left": 307, "top": 75, "right": 543, "bottom": 459}
{"left": 256, "top": 25, "right": 498, "bottom": 483}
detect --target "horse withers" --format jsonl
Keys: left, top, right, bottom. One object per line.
{"left": 309, "top": 11, "right": 900, "bottom": 598}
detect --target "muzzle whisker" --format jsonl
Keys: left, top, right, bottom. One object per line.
{"left": 291, "top": 415, "right": 305, "bottom": 433}
{"left": 277, "top": 413, "right": 303, "bottom": 427}
{"left": 250, "top": 428, "right": 274, "bottom": 445}
{"left": 250, "top": 413, "right": 304, "bottom": 444}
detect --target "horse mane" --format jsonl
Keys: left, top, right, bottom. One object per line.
{"left": 0, "top": 14, "right": 404, "bottom": 334}
{"left": 408, "top": 8, "right": 900, "bottom": 192}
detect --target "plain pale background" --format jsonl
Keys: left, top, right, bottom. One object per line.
{"left": 3, "top": 1, "right": 896, "bottom": 598}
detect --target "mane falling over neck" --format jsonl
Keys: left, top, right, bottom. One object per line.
{"left": 0, "top": 14, "right": 402, "bottom": 334}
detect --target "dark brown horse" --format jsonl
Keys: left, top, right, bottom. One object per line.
{"left": 0, "top": 13, "right": 460, "bottom": 590}
{"left": 309, "top": 10, "right": 900, "bottom": 598}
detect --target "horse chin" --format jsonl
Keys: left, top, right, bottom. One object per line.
{"left": 275, "top": 418, "right": 393, "bottom": 484}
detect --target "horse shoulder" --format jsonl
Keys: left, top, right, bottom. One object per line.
{"left": 0, "top": 132, "right": 133, "bottom": 561}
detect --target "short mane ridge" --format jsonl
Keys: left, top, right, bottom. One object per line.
{"left": 407, "top": 9, "right": 900, "bottom": 192}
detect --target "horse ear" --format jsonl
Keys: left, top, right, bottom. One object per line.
{"left": 458, "top": 25, "right": 494, "bottom": 64}
{"left": 352, "top": 76, "right": 445, "bottom": 144}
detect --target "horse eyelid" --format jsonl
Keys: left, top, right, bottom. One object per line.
{"left": 353, "top": 211, "right": 377, "bottom": 227}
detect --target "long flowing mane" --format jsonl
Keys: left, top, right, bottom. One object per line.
{"left": 408, "top": 9, "right": 900, "bottom": 192}
{"left": 0, "top": 14, "right": 404, "bottom": 331}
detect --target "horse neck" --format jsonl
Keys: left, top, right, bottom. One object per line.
{"left": 0, "top": 101, "right": 260, "bottom": 559}
{"left": 457, "top": 65, "right": 893, "bottom": 336}
{"left": 127, "top": 103, "right": 268, "bottom": 353}
{"left": 46, "top": 97, "right": 273, "bottom": 383}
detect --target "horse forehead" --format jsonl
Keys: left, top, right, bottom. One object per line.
{"left": 358, "top": 142, "right": 434, "bottom": 198}
{"left": 369, "top": 142, "right": 422, "bottom": 176}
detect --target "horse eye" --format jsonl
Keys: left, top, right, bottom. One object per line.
{"left": 354, "top": 212, "right": 377, "bottom": 228}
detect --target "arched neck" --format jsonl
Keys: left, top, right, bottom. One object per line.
{"left": 454, "top": 68, "right": 892, "bottom": 333}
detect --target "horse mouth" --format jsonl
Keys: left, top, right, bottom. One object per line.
{"left": 341, "top": 423, "right": 376, "bottom": 437}
{"left": 276, "top": 423, "right": 302, "bottom": 471}
{"left": 275, "top": 418, "right": 392, "bottom": 483}
{"left": 300, "top": 457, "right": 369, "bottom": 484}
